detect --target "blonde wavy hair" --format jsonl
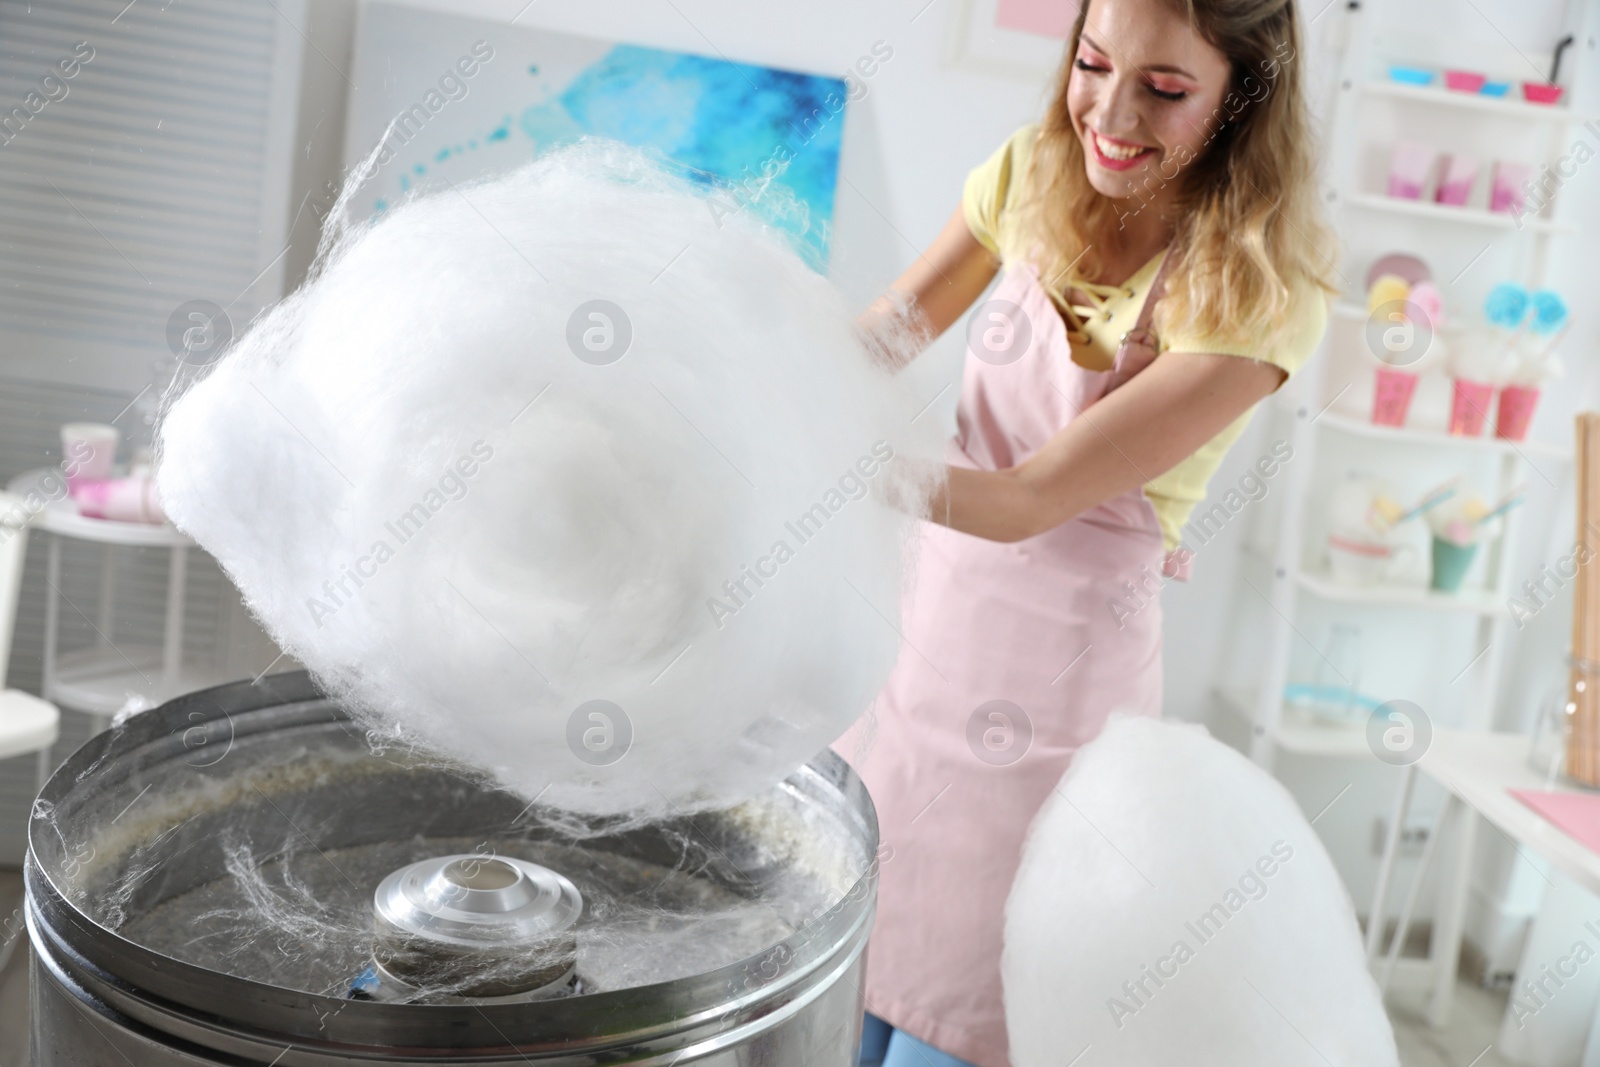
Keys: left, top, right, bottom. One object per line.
{"left": 1009, "top": 0, "right": 1336, "bottom": 353}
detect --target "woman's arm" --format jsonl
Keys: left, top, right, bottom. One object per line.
{"left": 861, "top": 203, "right": 1285, "bottom": 542}
{"left": 932, "top": 351, "right": 1285, "bottom": 542}
{"left": 857, "top": 207, "right": 1000, "bottom": 369}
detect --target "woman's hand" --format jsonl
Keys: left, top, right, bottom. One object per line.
{"left": 858, "top": 201, "right": 1285, "bottom": 542}
{"left": 931, "top": 350, "right": 1285, "bottom": 541}
{"left": 857, "top": 207, "right": 1000, "bottom": 370}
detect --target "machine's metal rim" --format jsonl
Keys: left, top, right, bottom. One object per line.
{"left": 26, "top": 671, "right": 881, "bottom": 1053}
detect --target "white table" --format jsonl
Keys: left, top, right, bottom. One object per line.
{"left": 1367, "top": 730, "right": 1600, "bottom": 1026}
{"left": 7, "top": 469, "right": 229, "bottom": 732}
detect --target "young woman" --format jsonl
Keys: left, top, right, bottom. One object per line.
{"left": 845, "top": 0, "right": 1333, "bottom": 1064}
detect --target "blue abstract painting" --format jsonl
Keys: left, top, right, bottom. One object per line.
{"left": 366, "top": 35, "right": 848, "bottom": 266}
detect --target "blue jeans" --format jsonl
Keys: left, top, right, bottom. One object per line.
{"left": 858, "top": 1013, "right": 976, "bottom": 1067}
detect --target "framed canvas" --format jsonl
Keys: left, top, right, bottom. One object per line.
{"left": 345, "top": 4, "right": 848, "bottom": 264}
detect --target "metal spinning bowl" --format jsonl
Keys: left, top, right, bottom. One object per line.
{"left": 27, "top": 672, "right": 879, "bottom": 1065}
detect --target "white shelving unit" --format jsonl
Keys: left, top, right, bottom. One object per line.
{"left": 1237, "top": 432, "right": 1555, "bottom": 763}
{"left": 1235, "top": 3, "right": 1596, "bottom": 771}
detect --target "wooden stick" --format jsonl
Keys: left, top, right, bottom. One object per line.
{"left": 1570, "top": 415, "right": 1586, "bottom": 781}
{"left": 1580, "top": 412, "right": 1594, "bottom": 782}
{"left": 1570, "top": 414, "right": 1600, "bottom": 784}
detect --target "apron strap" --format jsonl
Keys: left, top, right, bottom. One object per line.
{"left": 1106, "top": 245, "right": 1178, "bottom": 393}
{"left": 1110, "top": 246, "right": 1193, "bottom": 582}
{"left": 1135, "top": 245, "right": 1177, "bottom": 336}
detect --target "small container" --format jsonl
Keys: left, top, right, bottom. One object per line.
{"left": 1389, "top": 64, "right": 1434, "bottom": 86}
{"left": 1523, "top": 82, "right": 1565, "bottom": 106}
{"left": 1434, "top": 153, "right": 1478, "bottom": 206}
{"left": 1387, "top": 141, "right": 1436, "bottom": 200}
{"left": 1328, "top": 533, "right": 1414, "bottom": 587}
{"left": 1528, "top": 659, "right": 1589, "bottom": 783}
{"left": 1481, "top": 81, "right": 1512, "bottom": 97}
{"left": 1490, "top": 161, "right": 1531, "bottom": 215}
{"left": 1365, "top": 253, "right": 1432, "bottom": 290}
{"left": 1309, "top": 623, "right": 1365, "bottom": 724}
{"left": 1495, "top": 384, "right": 1541, "bottom": 441}
{"left": 59, "top": 422, "right": 118, "bottom": 485}
{"left": 1444, "top": 70, "right": 1486, "bottom": 92}
{"left": 1531, "top": 677, "right": 1567, "bottom": 780}
{"left": 1430, "top": 536, "right": 1479, "bottom": 592}
{"left": 1372, "top": 367, "right": 1419, "bottom": 426}
{"left": 70, "top": 473, "right": 166, "bottom": 524}
{"left": 1449, "top": 379, "right": 1494, "bottom": 435}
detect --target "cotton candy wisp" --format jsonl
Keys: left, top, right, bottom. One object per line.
{"left": 158, "top": 140, "right": 942, "bottom": 820}
{"left": 1003, "top": 715, "right": 1398, "bottom": 1067}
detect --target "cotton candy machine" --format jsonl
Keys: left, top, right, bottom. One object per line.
{"left": 27, "top": 673, "right": 878, "bottom": 1065}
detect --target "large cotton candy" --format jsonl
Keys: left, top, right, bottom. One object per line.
{"left": 1003, "top": 716, "right": 1398, "bottom": 1066}
{"left": 157, "top": 140, "right": 939, "bottom": 819}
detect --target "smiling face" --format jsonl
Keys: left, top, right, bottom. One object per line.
{"left": 1067, "top": 0, "right": 1233, "bottom": 204}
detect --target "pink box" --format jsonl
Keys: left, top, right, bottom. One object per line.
{"left": 1490, "top": 161, "right": 1532, "bottom": 215}
{"left": 70, "top": 474, "right": 166, "bottom": 524}
{"left": 1434, "top": 154, "right": 1478, "bottom": 206}
{"left": 1387, "top": 141, "right": 1436, "bottom": 200}
{"left": 1523, "top": 82, "right": 1565, "bottom": 105}
{"left": 1444, "top": 70, "right": 1486, "bottom": 92}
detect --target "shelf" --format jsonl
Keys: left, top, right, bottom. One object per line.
{"left": 1216, "top": 687, "right": 1373, "bottom": 757}
{"left": 1361, "top": 80, "right": 1592, "bottom": 124}
{"left": 1332, "top": 302, "right": 1496, "bottom": 330}
{"left": 1295, "top": 569, "right": 1502, "bottom": 615}
{"left": 1345, "top": 194, "right": 1575, "bottom": 236}
{"left": 1316, "top": 409, "right": 1571, "bottom": 462}
{"left": 47, "top": 645, "right": 234, "bottom": 717}
{"left": 1333, "top": 302, "right": 1526, "bottom": 343}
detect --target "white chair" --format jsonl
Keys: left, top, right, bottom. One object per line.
{"left": 0, "top": 490, "right": 61, "bottom": 792}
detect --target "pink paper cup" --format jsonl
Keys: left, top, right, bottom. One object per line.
{"left": 59, "top": 422, "right": 118, "bottom": 488}
{"left": 1496, "top": 385, "right": 1541, "bottom": 441}
{"left": 1372, "top": 368, "right": 1419, "bottom": 427}
{"left": 1450, "top": 379, "right": 1495, "bottom": 436}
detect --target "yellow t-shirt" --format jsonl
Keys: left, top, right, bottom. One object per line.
{"left": 961, "top": 124, "right": 1328, "bottom": 550}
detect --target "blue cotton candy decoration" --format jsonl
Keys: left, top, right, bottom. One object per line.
{"left": 1530, "top": 290, "right": 1568, "bottom": 335}
{"left": 1484, "top": 283, "right": 1530, "bottom": 328}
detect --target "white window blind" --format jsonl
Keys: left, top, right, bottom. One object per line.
{"left": 0, "top": 0, "right": 305, "bottom": 392}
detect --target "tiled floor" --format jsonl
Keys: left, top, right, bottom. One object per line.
{"left": 0, "top": 865, "right": 1523, "bottom": 1066}
{"left": 1387, "top": 980, "right": 1517, "bottom": 1067}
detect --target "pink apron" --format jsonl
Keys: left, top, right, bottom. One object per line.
{"left": 838, "top": 258, "right": 1169, "bottom": 1067}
